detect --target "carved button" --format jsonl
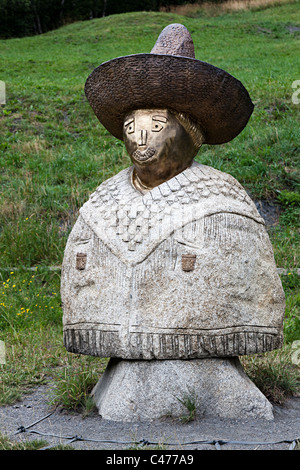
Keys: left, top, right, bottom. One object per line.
{"left": 181, "top": 254, "right": 196, "bottom": 272}
{"left": 76, "top": 253, "right": 87, "bottom": 270}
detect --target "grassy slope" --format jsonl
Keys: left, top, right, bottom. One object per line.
{"left": 0, "top": 3, "right": 299, "bottom": 406}
{"left": 0, "top": 4, "right": 299, "bottom": 267}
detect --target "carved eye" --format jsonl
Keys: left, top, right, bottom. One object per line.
{"left": 124, "top": 119, "right": 135, "bottom": 134}
{"left": 152, "top": 115, "right": 167, "bottom": 132}
{"left": 152, "top": 121, "right": 164, "bottom": 132}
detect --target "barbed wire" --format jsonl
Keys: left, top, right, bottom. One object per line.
{"left": 13, "top": 409, "right": 299, "bottom": 451}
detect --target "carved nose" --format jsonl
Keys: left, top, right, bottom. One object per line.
{"left": 138, "top": 129, "right": 147, "bottom": 146}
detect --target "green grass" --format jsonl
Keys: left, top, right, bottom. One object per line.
{"left": 0, "top": 2, "right": 299, "bottom": 409}
{"left": 0, "top": 4, "right": 299, "bottom": 268}
{"left": 0, "top": 432, "right": 48, "bottom": 450}
{"left": 241, "top": 346, "right": 300, "bottom": 404}
{"left": 0, "top": 432, "right": 74, "bottom": 450}
{"left": 176, "top": 388, "right": 198, "bottom": 423}
{"left": 48, "top": 354, "right": 108, "bottom": 413}
{"left": 0, "top": 268, "right": 107, "bottom": 407}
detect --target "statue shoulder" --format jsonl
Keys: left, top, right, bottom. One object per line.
{"left": 191, "top": 161, "right": 245, "bottom": 190}
{"left": 81, "top": 166, "right": 133, "bottom": 209}
{"left": 185, "top": 161, "right": 254, "bottom": 201}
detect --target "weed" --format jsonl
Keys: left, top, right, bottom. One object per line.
{"left": 241, "top": 346, "right": 300, "bottom": 404}
{"left": 0, "top": 432, "right": 74, "bottom": 450}
{"left": 278, "top": 190, "right": 300, "bottom": 207}
{"left": 127, "top": 442, "right": 168, "bottom": 450}
{"left": 48, "top": 355, "right": 108, "bottom": 412}
{"left": 0, "top": 268, "right": 61, "bottom": 332}
{"left": 176, "top": 388, "right": 198, "bottom": 423}
{"left": 281, "top": 272, "right": 300, "bottom": 343}
{"left": 0, "top": 432, "right": 48, "bottom": 450}
{"left": 0, "top": 325, "right": 62, "bottom": 405}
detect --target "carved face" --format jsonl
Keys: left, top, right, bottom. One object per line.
{"left": 123, "top": 109, "right": 196, "bottom": 172}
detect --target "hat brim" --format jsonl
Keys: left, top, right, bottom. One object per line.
{"left": 85, "top": 53, "right": 254, "bottom": 145}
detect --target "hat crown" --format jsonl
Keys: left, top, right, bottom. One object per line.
{"left": 151, "top": 23, "right": 195, "bottom": 58}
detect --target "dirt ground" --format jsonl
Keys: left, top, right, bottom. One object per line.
{"left": 0, "top": 382, "right": 299, "bottom": 451}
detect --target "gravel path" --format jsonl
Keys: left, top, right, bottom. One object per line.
{"left": 0, "top": 382, "right": 299, "bottom": 451}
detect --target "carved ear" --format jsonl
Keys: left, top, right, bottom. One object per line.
{"left": 76, "top": 253, "right": 87, "bottom": 270}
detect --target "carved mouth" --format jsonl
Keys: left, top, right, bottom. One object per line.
{"left": 132, "top": 147, "right": 156, "bottom": 162}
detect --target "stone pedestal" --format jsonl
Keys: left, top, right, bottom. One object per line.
{"left": 91, "top": 357, "right": 274, "bottom": 422}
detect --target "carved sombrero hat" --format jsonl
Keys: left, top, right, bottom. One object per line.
{"left": 85, "top": 23, "right": 254, "bottom": 145}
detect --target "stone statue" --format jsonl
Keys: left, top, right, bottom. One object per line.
{"left": 61, "top": 24, "right": 285, "bottom": 421}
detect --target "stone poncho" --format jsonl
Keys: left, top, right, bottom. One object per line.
{"left": 61, "top": 161, "right": 285, "bottom": 359}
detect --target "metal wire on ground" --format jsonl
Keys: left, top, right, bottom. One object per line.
{"left": 13, "top": 410, "right": 299, "bottom": 450}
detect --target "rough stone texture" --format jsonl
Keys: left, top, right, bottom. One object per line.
{"left": 91, "top": 358, "right": 274, "bottom": 422}
{"left": 61, "top": 161, "right": 285, "bottom": 359}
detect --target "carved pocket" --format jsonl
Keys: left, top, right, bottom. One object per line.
{"left": 76, "top": 252, "right": 87, "bottom": 270}
{"left": 181, "top": 254, "right": 196, "bottom": 272}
